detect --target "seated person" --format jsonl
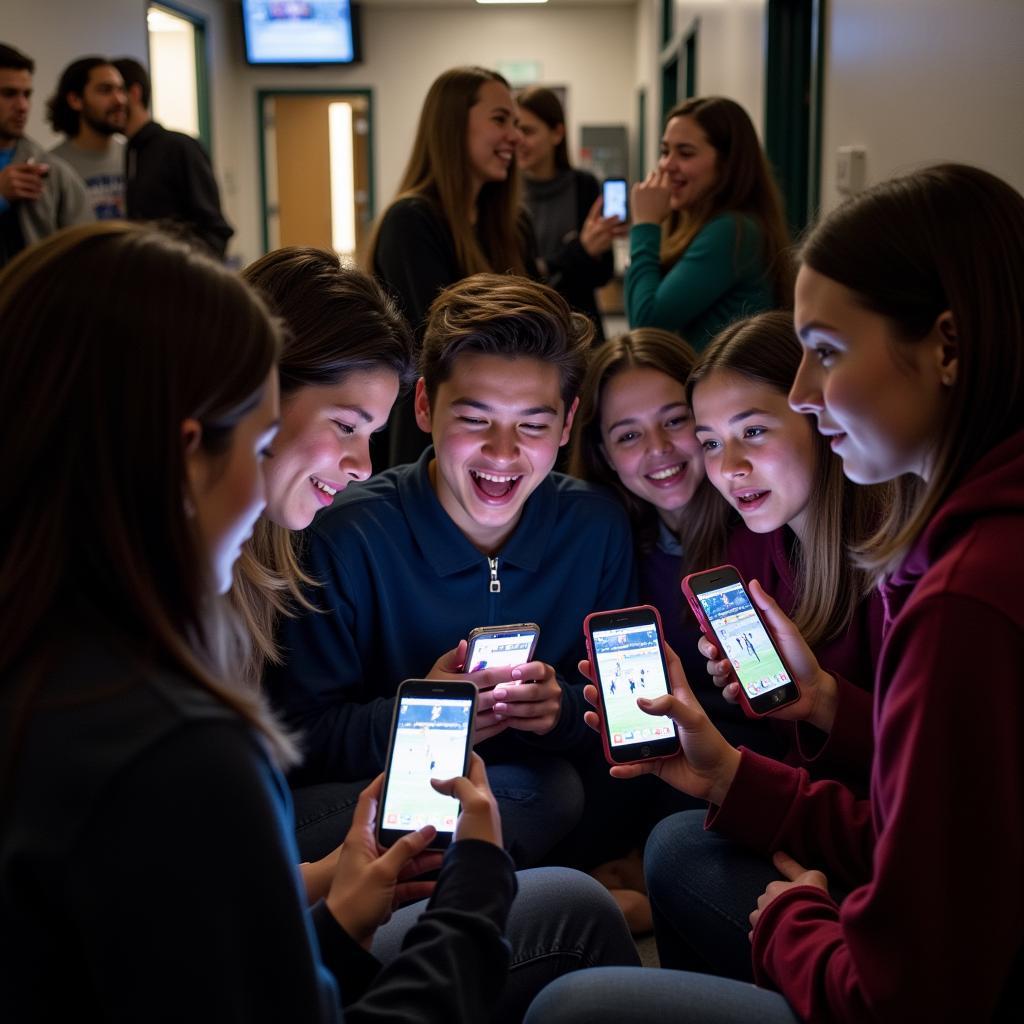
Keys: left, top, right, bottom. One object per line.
{"left": 266, "top": 273, "right": 635, "bottom": 868}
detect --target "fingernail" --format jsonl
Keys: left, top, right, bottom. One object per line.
{"left": 494, "top": 703, "right": 507, "bottom": 714}
{"left": 637, "top": 697, "right": 652, "bottom": 708}
{"left": 493, "top": 689, "right": 507, "bottom": 700}
{"left": 511, "top": 669, "right": 522, "bottom": 680}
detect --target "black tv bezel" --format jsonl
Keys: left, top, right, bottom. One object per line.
{"left": 241, "top": 0, "right": 363, "bottom": 68}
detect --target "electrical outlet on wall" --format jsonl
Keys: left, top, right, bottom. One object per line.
{"left": 836, "top": 146, "right": 867, "bottom": 195}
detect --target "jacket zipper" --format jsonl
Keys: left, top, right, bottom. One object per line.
{"left": 487, "top": 556, "right": 501, "bottom": 593}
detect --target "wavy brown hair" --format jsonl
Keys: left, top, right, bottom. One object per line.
{"left": 236, "top": 248, "right": 415, "bottom": 685}
{"left": 368, "top": 67, "right": 528, "bottom": 280}
{"left": 0, "top": 222, "right": 297, "bottom": 773}
{"left": 800, "top": 164, "right": 1024, "bottom": 581}
{"left": 569, "top": 328, "right": 729, "bottom": 572}
{"left": 660, "top": 96, "right": 793, "bottom": 308}
{"left": 688, "top": 311, "right": 885, "bottom": 647}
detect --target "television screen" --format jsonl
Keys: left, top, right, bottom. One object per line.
{"left": 242, "top": 1, "right": 360, "bottom": 65}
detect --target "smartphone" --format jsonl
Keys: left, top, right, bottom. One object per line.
{"left": 682, "top": 564, "right": 801, "bottom": 717}
{"left": 464, "top": 622, "right": 540, "bottom": 673}
{"left": 377, "top": 679, "right": 477, "bottom": 851}
{"left": 602, "top": 178, "right": 628, "bottom": 221}
{"left": 583, "top": 604, "right": 681, "bottom": 765}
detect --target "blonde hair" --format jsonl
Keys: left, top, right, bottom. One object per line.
{"left": 368, "top": 67, "right": 528, "bottom": 279}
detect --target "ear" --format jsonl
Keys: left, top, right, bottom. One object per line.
{"left": 67, "top": 91, "right": 84, "bottom": 113}
{"left": 413, "top": 377, "right": 432, "bottom": 433}
{"left": 552, "top": 123, "right": 566, "bottom": 147}
{"left": 932, "top": 310, "right": 959, "bottom": 387}
{"left": 181, "top": 418, "right": 205, "bottom": 511}
{"left": 559, "top": 396, "right": 580, "bottom": 447}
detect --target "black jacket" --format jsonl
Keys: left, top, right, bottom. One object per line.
{"left": 126, "top": 121, "right": 233, "bottom": 258}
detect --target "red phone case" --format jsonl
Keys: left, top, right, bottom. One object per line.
{"left": 681, "top": 566, "right": 799, "bottom": 719}
{"left": 583, "top": 604, "right": 679, "bottom": 765}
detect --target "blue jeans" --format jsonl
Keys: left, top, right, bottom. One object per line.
{"left": 645, "top": 809, "right": 781, "bottom": 980}
{"left": 291, "top": 754, "right": 586, "bottom": 868}
{"left": 523, "top": 967, "right": 798, "bottom": 1024}
{"left": 376, "top": 868, "right": 641, "bottom": 1024}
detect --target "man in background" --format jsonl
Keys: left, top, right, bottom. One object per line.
{"left": 0, "top": 42, "right": 90, "bottom": 268}
{"left": 47, "top": 57, "right": 126, "bottom": 219}
{"left": 113, "top": 57, "right": 233, "bottom": 258}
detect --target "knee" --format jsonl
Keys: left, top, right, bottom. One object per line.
{"left": 644, "top": 809, "right": 707, "bottom": 898}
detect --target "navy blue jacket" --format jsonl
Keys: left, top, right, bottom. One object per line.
{"left": 267, "top": 450, "right": 636, "bottom": 783}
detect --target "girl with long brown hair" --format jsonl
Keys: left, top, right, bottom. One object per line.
{"left": 369, "top": 66, "right": 538, "bottom": 467}
{"left": 625, "top": 97, "right": 792, "bottom": 348}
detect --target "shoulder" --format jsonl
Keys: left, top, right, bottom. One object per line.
{"left": 573, "top": 169, "right": 601, "bottom": 197}
{"left": 549, "top": 473, "right": 632, "bottom": 530}
{"left": 310, "top": 466, "right": 412, "bottom": 548}
{"left": 381, "top": 194, "right": 444, "bottom": 230}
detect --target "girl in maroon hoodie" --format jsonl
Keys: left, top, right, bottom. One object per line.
{"left": 525, "top": 164, "right": 1024, "bottom": 1023}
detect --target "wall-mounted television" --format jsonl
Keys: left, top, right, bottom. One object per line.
{"left": 242, "top": 1, "right": 362, "bottom": 66}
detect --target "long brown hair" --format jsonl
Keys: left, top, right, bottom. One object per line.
{"left": 236, "top": 248, "right": 415, "bottom": 685}
{"left": 569, "top": 328, "right": 730, "bottom": 571}
{"left": 660, "top": 97, "right": 792, "bottom": 308}
{"left": 0, "top": 223, "right": 297, "bottom": 768}
{"left": 687, "top": 311, "right": 884, "bottom": 647}
{"left": 800, "top": 164, "right": 1024, "bottom": 581}
{"left": 516, "top": 86, "right": 570, "bottom": 171}
{"left": 368, "top": 67, "right": 528, "bottom": 279}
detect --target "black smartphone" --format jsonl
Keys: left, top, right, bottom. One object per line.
{"left": 602, "top": 177, "right": 628, "bottom": 221}
{"left": 464, "top": 622, "right": 540, "bottom": 673}
{"left": 682, "top": 564, "right": 801, "bottom": 717}
{"left": 377, "top": 679, "right": 477, "bottom": 850}
{"left": 583, "top": 604, "right": 680, "bottom": 765}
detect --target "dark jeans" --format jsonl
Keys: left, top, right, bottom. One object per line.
{"left": 645, "top": 809, "right": 781, "bottom": 980}
{"left": 291, "top": 753, "right": 586, "bottom": 868}
{"left": 375, "top": 867, "right": 641, "bottom": 1024}
{"left": 523, "top": 966, "right": 799, "bottom": 1024}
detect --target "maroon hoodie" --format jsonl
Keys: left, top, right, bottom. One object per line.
{"left": 708, "top": 429, "right": 1024, "bottom": 1022}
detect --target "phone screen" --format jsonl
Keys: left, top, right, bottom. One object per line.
{"left": 695, "top": 582, "right": 793, "bottom": 700}
{"left": 591, "top": 621, "right": 675, "bottom": 749}
{"left": 380, "top": 694, "right": 473, "bottom": 838}
{"left": 603, "top": 179, "right": 628, "bottom": 221}
{"left": 466, "top": 630, "right": 536, "bottom": 672}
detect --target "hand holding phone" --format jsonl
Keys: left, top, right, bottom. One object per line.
{"left": 583, "top": 604, "right": 680, "bottom": 764}
{"left": 578, "top": 639, "right": 741, "bottom": 803}
{"left": 682, "top": 566, "right": 801, "bottom": 717}
{"left": 378, "top": 680, "right": 477, "bottom": 851}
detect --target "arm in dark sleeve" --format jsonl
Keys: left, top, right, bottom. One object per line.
{"left": 374, "top": 199, "right": 461, "bottom": 332}
{"left": 264, "top": 527, "right": 396, "bottom": 783}
{"left": 178, "top": 137, "right": 233, "bottom": 257}
{"left": 346, "top": 841, "right": 516, "bottom": 1024}
{"left": 544, "top": 173, "right": 614, "bottom": 292}
{"left": 65, "top": 720, "right": 343, "bottom": 1023}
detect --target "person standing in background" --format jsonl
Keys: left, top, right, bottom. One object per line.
{"left": 625, "top": 96, "right": 791, "bottom": 349}
{"left": 113, "top": 57, "right": 233, "bottom": 259}
{"left": 368, "top": 66, "right": 539, "bottom": 468}
{"left": 47, "top": 56, "right": 127, "bottom": 220}
{"left": 516, "top": 86, "right": 623, "bottom": 344}
{"left": 0, "top": 42, "right": 90, "bottom": 267}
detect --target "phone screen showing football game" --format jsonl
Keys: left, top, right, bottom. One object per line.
{"left": 592, "top": 621, "right": 676, "bottom": 752}
{"left": 695, "top": 582, "right": 793, "bottom": 700}
{"left": 379, "top": 694, "right": 473, "bottom": 842}
{"left": 466, "top": 629, "right": 537, "bottom": 672}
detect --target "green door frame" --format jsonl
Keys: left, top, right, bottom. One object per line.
{"left": 257, "top": 88, "right": 375, "bottom": 256}
{"left": 146, "top": 1, "right": 212, "bottom": 152}
{"left": 764, "top": 0, "right": 825, "bottom": 234}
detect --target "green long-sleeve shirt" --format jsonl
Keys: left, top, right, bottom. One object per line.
{"left": 625, "top": 212, "right": 774, "bottom": 349}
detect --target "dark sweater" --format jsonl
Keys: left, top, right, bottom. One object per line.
{"left": 524, "top": 168, "right": 613, "bottom": 342}
{"left": 709, "top": 429, "right": 1024, "bottom": 1022}
{"left": 125, "top": 121, "right": 233, "bottom": 258}
{"left": 266, "top": 449, "right": 636, "bottom": 784}
{"left": 1, "top": 634, "right": 517, "bottom": 1022}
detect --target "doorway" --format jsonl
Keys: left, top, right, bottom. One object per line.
{"left": 146, "top": 2, "right": 210, "bottom": 147}
{"left": 259, "top": 90, "right": 373, "bottom": 261}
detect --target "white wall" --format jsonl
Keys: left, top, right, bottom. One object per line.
{"left": 819, "top": 0, "right": 1024, "bottom": 211}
